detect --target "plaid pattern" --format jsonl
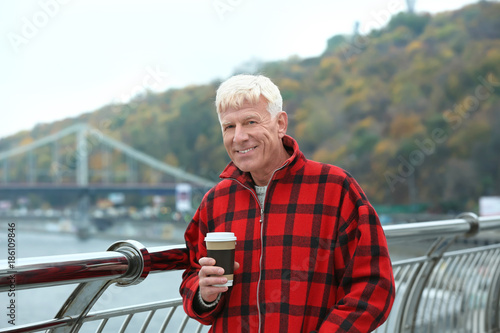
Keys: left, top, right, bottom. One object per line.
{"left": 180, "top": 135, "right": 395, "bottom": 333}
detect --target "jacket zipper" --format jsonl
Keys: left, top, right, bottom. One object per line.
{"left": 225, "top": 161, "right": 289, "bottom": 333}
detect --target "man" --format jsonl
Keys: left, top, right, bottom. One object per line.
{"left": 180, "top": 74, "right": 395, "bottom": 332}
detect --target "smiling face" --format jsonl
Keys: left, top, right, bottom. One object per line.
{"left": 220, "top": 96, "right": 288, "bottom": 186}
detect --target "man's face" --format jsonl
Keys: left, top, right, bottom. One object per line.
{"left": 220, "top": 96, "right": 287, "bottom": 182}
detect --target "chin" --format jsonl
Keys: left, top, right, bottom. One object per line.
{"left": 233, "top": 161, "right": 256, "bottom": 173}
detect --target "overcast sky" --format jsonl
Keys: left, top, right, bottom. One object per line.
{"left": 0, "top": 0, "right": 485, "bottom": 139}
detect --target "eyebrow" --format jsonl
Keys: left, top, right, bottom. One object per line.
{"left": 221, "top": 114, "right": 259, "bottom": 127}
{"left": 244, "top": 115, "right": 258, "bottom": 121}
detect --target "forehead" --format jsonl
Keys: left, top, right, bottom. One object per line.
{"left": 220, "top": 99, "right": 269, "bottom": 123}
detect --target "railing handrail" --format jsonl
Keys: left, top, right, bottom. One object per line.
{"left": 384, "top": 214, "right": 500, "bottom": 242}
{"left": 0, "top": 243, "right": 189, "bottom": 292}
{"left": 2, "top": 214, "right": 500, "bottom": 292}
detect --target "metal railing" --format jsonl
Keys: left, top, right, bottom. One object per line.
{"left": 376, "top": 213, "right": 500, "bottom": 333}
{"left": 1, "top": 213, "right": 500, "bottom": 332}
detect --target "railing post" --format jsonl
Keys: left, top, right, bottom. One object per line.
{"left": 485, "top": 249, "right": 500, "bottom": 332}
{"left": 397, "top": 237, "right": 455, "bottom": 332}
{"left": 49, "top": 240, "right": 150, "bottom": 333}
{"left": 398, "top": 212, "right": 480, "bottom": 332}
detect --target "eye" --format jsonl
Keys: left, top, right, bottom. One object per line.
{"left": 224, "top": 125, "right": 235, "bottom": 131}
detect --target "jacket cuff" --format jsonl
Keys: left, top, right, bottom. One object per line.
{"left": 196, "top": 289, "right": 221, "bottom": 310}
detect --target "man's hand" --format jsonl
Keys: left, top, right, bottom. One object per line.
{"left": 198, "top": 257, "right": 240, "bottom": 303}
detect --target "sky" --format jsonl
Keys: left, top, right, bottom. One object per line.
{"left": 0, "top": 0, "right": 485, "bottom": 139}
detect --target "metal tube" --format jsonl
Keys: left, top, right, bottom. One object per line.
{"left": 384, "top": 215, "right": 500, "bottom": 243}
{"left": 139, "top": 310, "right": 156, "bottom": 333}
{"left": 0, "top": 245, "right": 189, "bottom": 291}
{"left": 485, "top": 249, "right": 500, "bottom": 331}
{"left": 159, "top": 306, "right": 180, "bottom": 333}
{"left": 95, "top": 318, "right": 108, "bottom": 333}
{"left": 85, "top": 299, "right": 183, "bottom": 322}
{"left": 442, "top": 255, "right": 464, "bottom": 332}
{"left": 459, "top": 252, "right": 477, "bottom": 331}
{"left": 118, "top": 314, "right": 133, "bottom": 333}
{"left": 0, "top": 318, "right": 71, "bottom": 333}
{"left": 0, "top": 252, "right": 128, "bottom": 292}
{"left": 422, "top": 256, "right": 447, "bottom": 333}
{"left": 384, "top": 219, "right": 471, "bottom": 243}
{"left": 477, "top": 216, "right": 500, "bottom": 232}
{"left": 470, "top": 251, "right": 487, "bottom": 332}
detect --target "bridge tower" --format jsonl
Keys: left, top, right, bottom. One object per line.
{"left": 0, "top": 123, "right": 216, "bottom": 239}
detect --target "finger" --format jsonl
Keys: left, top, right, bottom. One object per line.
{"left": 234, "top": 261, "right": 240, "bottom": 271}
{"left": 199, "top": 257, "right": 216, "bottom": 266}
{"left": 199, "top": 265, "right": 224, "bottom": 278}
{"left": 199, "top": 275, "right": 229, "bottom": 288}
{"left": 200, "top": 284, "right": 228, "bottom": 302}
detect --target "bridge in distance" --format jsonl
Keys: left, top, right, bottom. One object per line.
{"left": 0, "top": 123, "right": 216, "bottom": 226}
{"left": 0, "top": 123, "right": 215, "bottom": 193}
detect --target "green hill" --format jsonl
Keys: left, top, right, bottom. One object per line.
{"left": 1, "top": 2, "right": 499, "bottom": 212}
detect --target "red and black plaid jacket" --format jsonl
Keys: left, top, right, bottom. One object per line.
{"left": 180, "top": 135, "right": 395, "bottom": 333}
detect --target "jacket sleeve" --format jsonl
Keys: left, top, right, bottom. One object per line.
{"left": 179, "top": 198, "right": 226, "bottom": 325}
{"left": 317, "top": 182, "right": 395, "bottom": 332}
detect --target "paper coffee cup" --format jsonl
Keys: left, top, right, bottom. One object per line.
{"left": 205, "top": 232, "right": 237, "bottom": 287}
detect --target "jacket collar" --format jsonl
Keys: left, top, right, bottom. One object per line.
{"left": 219, "top": 135, "right": 306, "bottom": 187}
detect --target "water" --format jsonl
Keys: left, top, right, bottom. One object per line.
{"left": 0, "top": 225, "right": 209, "bottom": 332}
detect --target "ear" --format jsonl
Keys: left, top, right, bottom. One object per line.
{"left": 276, "top": 111, "right": 288, "bottom": 139}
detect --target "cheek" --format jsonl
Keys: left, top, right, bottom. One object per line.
{"left": 223, "top": 135, "right": 233, "bottom": 151}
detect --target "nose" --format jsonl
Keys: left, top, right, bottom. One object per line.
{"left": 233, "top": 124, "right": 249, "bottom": 143}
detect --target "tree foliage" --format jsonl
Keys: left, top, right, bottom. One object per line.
{"left": 1, "top": 2, "right": 499, "bottom": 212}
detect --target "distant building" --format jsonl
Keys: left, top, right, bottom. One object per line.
{"left": 479, "top": 196, "right": 500, "bottom": 216}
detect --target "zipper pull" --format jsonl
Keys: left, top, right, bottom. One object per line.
{"left": 260, "top": 208, "right": 264, "bottom": 223}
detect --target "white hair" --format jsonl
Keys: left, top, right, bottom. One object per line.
{"left": 215, "top": 74, "right": 283, "bottom": 120}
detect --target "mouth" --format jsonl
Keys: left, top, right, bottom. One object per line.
{"left": 236, "top": 146, "right": 257, "bottom": 154}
